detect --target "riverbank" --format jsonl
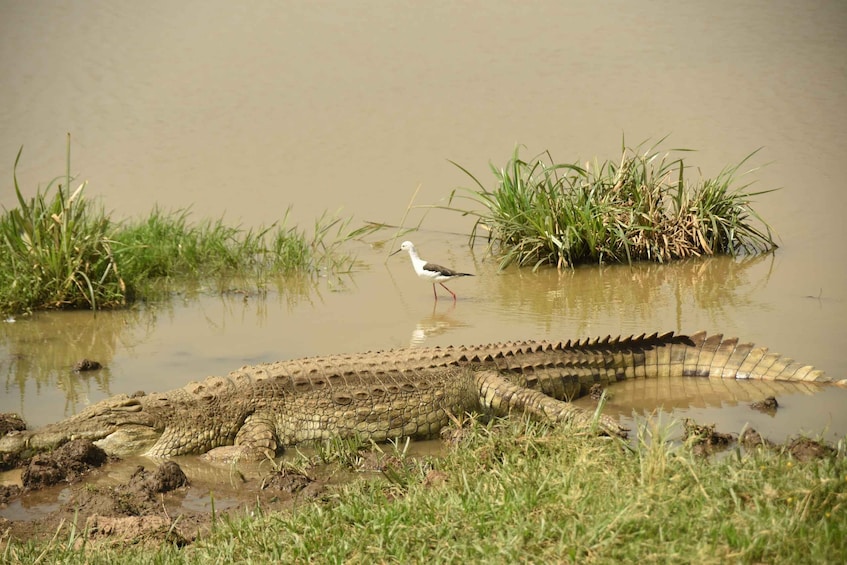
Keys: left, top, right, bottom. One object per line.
{"left": 3, "top": 416, "right": 844, "bottom": 563}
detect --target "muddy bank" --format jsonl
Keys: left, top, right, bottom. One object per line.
{"left": 0, "top": 443, "right": 331, "bottom": 547}
{"left": 0, "top": 411, "right": 842, "bottom": 549}
{"left": 0, "top": 422, "right": 433, "bottom": 548}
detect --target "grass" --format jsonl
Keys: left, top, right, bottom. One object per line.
{"left": 3, "top": 417, "right": 844, "bottom": 563}
{"left": 112, "top": 207, "right": 358, "bottom": 302}
{"left": 0, "top": 142, "right": 124, "bottom": 312}
{"left": 0, "top": 136, "right": 370, "bottom": 315}
{"left": 447, "top": 138, "right": 779, "bottom": 270}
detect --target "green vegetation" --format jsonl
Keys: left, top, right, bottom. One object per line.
{"left": 448, "top": 139, "right": 778, "bottom": 270}
{"left": 0, "top": 144, "right": 124, "bottom": 313}
{"left": 4, "top": 418, "right": 844, "bottom": 563}
{"left": 0, "top": 137, "right": 364, "bottom": 315}
{"left": 112, "top": 207, "right": 357, "bottom": 301}
{"left": 1, "top": 137, "right": 784, "bottom": 311}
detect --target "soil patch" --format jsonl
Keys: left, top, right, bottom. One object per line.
{"left": 682, "top": 418, "right": 734, "bottom": 456}
{"left": 1, "top": 457, "right": 333, "bottom": 548}
{"left": 21, "top": 439, "right": 109, "bottom": 489}
{"left": 0, "top": 414, "right": 26, "bottom": 437}
{"left": 750, "top": 395, "right": 779, "bottom": 414}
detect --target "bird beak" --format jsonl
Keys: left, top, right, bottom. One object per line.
{"left": 389, "top": 247, "right": 402, "bottom": 257}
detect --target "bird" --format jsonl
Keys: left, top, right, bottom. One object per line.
{"left": 391, "top": 240, "right": 474, "bottom": 301}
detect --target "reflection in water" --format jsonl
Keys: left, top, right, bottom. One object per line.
{"left": 409, "top": 301, "right": 471, "bottom": 346}
{"left": 578, "top": 376, "right": 823, "bottom": 415}
{"left": 178, "top": 272, "right": 332, "bottom": 331}
{"left": 572, "top": 376, "right": 847, "bottom": 445}
{"left": 0, "top": 309, "right": 154, "bottom": 412}
{"left": 170, "top": 271, "right": 343, "bottom": 317}
{"left": 485, "top": 254, "right": 774, "bottom": 334}
{"left": 0, "top": 273, "right": 334, "bottom": 419}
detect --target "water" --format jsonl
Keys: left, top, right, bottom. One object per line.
{"left": 0, "top": 1, "right": 845, "bottom": 439}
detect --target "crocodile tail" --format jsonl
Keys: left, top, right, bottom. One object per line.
{"left": 679, "top": 332, "right": 835, "bottom": 384}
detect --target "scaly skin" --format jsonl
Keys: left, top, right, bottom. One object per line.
{"left": 0, "top": 331, "right": 836, "bottom": 460}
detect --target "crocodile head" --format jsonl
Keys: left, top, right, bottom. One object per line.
{"left": 0, "top": 394, "right": 163, "bottom": 460}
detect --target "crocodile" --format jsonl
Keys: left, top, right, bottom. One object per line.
{"left": 0, "top": 331, "right": 837, "bottom": 461}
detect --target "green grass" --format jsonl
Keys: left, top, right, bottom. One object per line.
{"left": 0, "top": 137, "right": 367, "bottom": 314}
{"left": 447, "top": 138, "right": 779, "bottom": 270}
{"left": 5, "top": 418, "right": 844, "bottom": 564}
{"left": 112, "top": 207, "right": 357, "bottom": 302}
{"left": 0, "top": 141, "right": 124, "bottom": 312}
{"left": 214, "top": 421, "right": 846, "bottom": 564}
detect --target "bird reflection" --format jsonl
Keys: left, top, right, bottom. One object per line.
{"left": 409, "top": 301, "right": 470, "bottom": 346}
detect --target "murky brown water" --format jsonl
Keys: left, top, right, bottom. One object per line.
{"left": 1, "top": 2, "right": 845, "bottom": 447}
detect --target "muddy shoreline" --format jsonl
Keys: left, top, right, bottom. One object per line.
{"left": 1, "top": 406, "right": 841, "bottom": 548}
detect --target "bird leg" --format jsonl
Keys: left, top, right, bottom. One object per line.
{"left": 439, "top": 282, "right": 458, "bottom": 301}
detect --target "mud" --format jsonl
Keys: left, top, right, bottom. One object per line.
{"left": 73, "top": 358, "right": 103, "bottom": 372}
{"left": 0, "top": 414, "right": 25, "bottom": 437}
{"left": 683, "top": 418, "right": 735, "bottom": 456}
{"left": 686, "top": 420, "right": 839, "bottom": 461}
{"left": 0, "top": 415, "right": 26, "bottom": 471}
{"left": 0, "top": 451, "right": 333, "bottom": 548}
{"left": 0, "top": 426, "right": 431, "bottom": 548}
{"left": 21, "top": 439, "right": 109, "bottom": 489}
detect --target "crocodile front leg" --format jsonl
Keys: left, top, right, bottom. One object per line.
{"left": 233, "top": 413, "right": 279, "bottom": 460}
{"left": 145, "top": 410, "right": 248, "bottom": 458}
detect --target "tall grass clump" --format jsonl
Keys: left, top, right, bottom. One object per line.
{"left": 0, "top": 138, "right": 366, "bottom": 315}
{"left": 449, "top": 138, "right": 778, "bottom": 270}
{"left": 112, "top": 208, "right": 331, "bottom": 282}
{"left": 0, "top": 140, "right": 125, "bottom": 312}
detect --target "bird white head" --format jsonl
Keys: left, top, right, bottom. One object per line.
{"left": 390, "top": 240, "right": 419, "bottom": 260}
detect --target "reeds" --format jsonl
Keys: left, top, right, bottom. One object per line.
{"left": 0, "top": 138, "right": 363, "bottom": 314}
{"left": 113, "top": 207, "right": 322, "bottom": 280}
{"left": 0, "top": 139, "right": 124, "bottom": 312}
{"left": 448, "top": 139, "right": 778, "bottom": 270}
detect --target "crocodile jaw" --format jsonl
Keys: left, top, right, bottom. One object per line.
{"left": 94, "top": 425, "right": 162, "bottom": 457}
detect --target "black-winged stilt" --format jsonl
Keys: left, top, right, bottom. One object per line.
{"left": 391, "top": 241, "right": 474, "bottom": 301}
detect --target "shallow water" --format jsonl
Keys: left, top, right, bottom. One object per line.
{"left": 573, "top": 377, "right": 847, "bottom": 446}
{"left": 0, "top": 1, "right": 845, "bottom": 441}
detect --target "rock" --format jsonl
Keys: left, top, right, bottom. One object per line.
{"left": 73, "top": 359, "right": 102, "bottom": 372}
{"left": 589, "top": 383, "right": 608, "bottom": 400}
{"left": 0, "top": 413, "right": 26, "bottom": 436}
{"left": 750, "top": 396, "right": 778, "bottom": 413}
{"left": 150, "top": 461, "right": 189, "bottom": 493}
{"left": 20, "top": 439, "right": 108, "bottom": 489}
